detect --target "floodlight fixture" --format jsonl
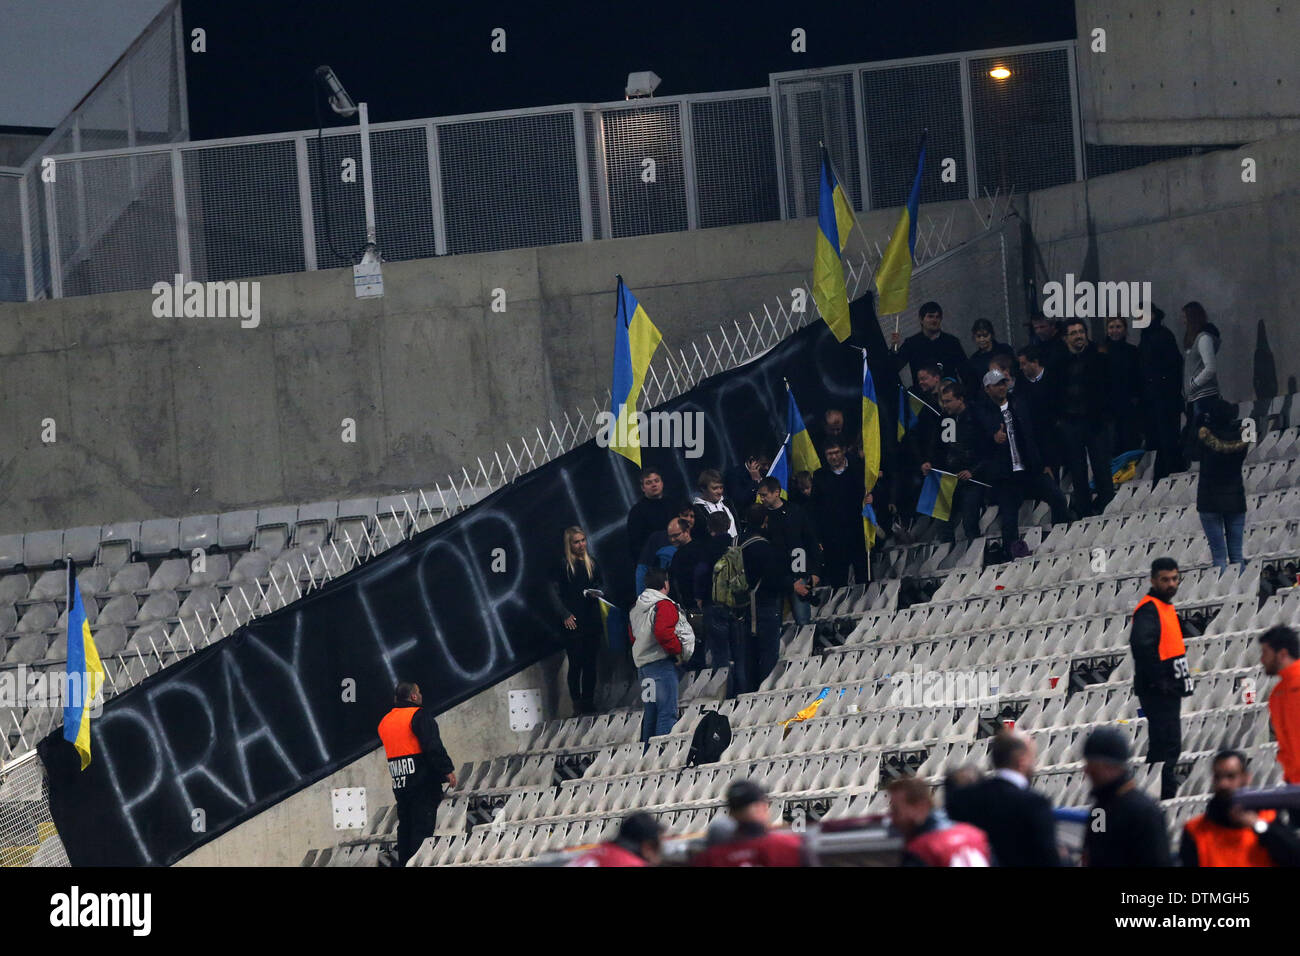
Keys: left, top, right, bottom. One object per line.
{"left": 626, "top": 71, "right": 661, "bottom": 99}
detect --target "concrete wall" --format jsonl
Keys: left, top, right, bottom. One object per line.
{"left": 0, "top": 199, "right": 992, "bottom": 536}
{"left": 1024, "top": 129, "right": 1300, "bottom": 403}
{"left": 1074, "top": 1, "right": 1300, "bottom": 145}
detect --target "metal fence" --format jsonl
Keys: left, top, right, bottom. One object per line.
{"left": 2, "top": 40, "right": 1090, "bottom": 302}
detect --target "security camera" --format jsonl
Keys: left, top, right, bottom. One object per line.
{"left": 315, "top": 65, "right": 358, "bottom": 118}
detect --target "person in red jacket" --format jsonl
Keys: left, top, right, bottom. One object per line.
{"left": 888, "top": 776, "right": 992, "bottom": 866}
{"left": 1260, "top": 625, "right": 1300, "bottom": 785}
{"left": 566, "top": 813, "right": 662, "bottom": 867}
{"left": 692, "top": 780, "right": 806, "bottom": 867}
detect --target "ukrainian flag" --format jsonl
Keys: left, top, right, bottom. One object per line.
{"left": 874, "top": 132, "right": 927, "bottom": 317}
{"left": 897, "top": 385, "right": 925, "bottom": 440}
{"left": 780, "top": 687, "right": 830, "bottom": 732}
{"left": 862, "top": 500, "right": 882, "bottom": 551}
{"left": 63, "top": 561, "right": 105, "bottom": 770}
{"left": 861, "top": 351, "right": 881, "bottom": 493}
{"left": 786, "top": 383, "right": 821, "bottom": 477}
{"left": 609, "top": 276, "right": 664, "bottom": 466}
{"left": 766, "top": 436, "right": 791, "bottom": 497}
{"left": 812, "top": 147, "right": 856, "bottom": 343}
{"left": 917, "top": 469, "right": 958, "bottom": 523}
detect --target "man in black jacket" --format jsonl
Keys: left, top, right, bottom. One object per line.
{"left": 757, "top": 477, "right": 820, "bottom": 625}
{"left": 1030, "top": 312, "right": 1069, "bottom": 372}
{"left": 739, "top": 503, "right": 791, "bottom": 693}
{"left": 1130, "top": 557, "right": 1194, "bottom": 800}
{"left": 378, "top": 681, "right": 457, "bottom": 866}
{"left": 1081, "top": 728, "right": 1171, "bottom": 867}
{"left": 626, "top": 468, "right": 681, "bottom": 561}
{"left": 890, "top": 301, "right": 967, "bottom": 384}
{"left": 1138, "top": 305, "right": 1186, "bottom": 482}
{"left": 1057, "top": 319, "right": 1116, "bottom": 517}
{"left": 947, "top": 730, "right": 1060, "bottom": 866}
{"left": 1017, "top": 344, "right": 1062, "bottom": 479}
{"left": 927, "top": 380, "right": 990, "bottom": 544}
{"left": 812, "top": 441, "right": 867, "bottom": 587}
{"left": 1103, "top": 317, "right": 1144, "bottom": 453}
{"left": 972, "top": 369, "right": 1071, "bottom": 555}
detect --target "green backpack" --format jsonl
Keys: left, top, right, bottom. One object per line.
{"left": 712, "top": 538, "right": 762, "bottom": 608}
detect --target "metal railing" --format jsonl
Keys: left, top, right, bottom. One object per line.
{"left": 0, "top": 40, "right": 1083, "bottom": 302}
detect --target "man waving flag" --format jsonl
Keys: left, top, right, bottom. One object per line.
{"left": 63, "top": 560, "right": 105, "bottom": 770}
{"left": 608, "top": 276, "right": 664, "bottom": 466}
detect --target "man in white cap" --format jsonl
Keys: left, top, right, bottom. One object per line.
{"left": 972, "top": 368, "right": 1071, "bottom": 558}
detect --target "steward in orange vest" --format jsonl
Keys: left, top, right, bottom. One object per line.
{"left": 1179, "top": 750, "right": 1300, "bottom": 867}
{"left": 1130, "top": 558, "right": 1192, "bottom": 800}
{"left": 377, "top": 681, "right": 456, "bottom": 866}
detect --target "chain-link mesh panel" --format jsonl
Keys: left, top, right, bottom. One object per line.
{"left": 372, "top": 127, "right": 436, "bottom": 263}
{"left": 27, "top": 175, "right": 49, "bottom": 299}
{"left": 0, "top": 175, "right": 25, "bottom": 301}
{"left": 58, "top": 153, "right": 177, "bottom": 297}
{"left": 309, "top": 131, "right": 366, "bottom": 269}
{"left": 185, "top": 141, "right": 304, "bottom": 282}
{"left": 968, "top": 49, "right": 1076, "bottom": 195}
{"left": 131, "top": 5, "right": 186, "bottom": 147}
{"left": 861, "top": 61, "right": 966, "bottom": 209}
{"left": 601, "top": 104, "right": 688, "bottom": 239}
{"left": 775, "top": 72, "right": 861, "bottom": 219}
{"left": 0, "top": 753, "right": 68, "bottom": 867}
{"left": 77, "top": 70, "right": 130, "bottom": 154}
{"left": 584, "top": 111, "right": 604, "bottom": 241}
{"left": 691, "top": 96, "right": 779, "bottom": 229}
{"left": 439, "top": 112, "right": 582, "bottom": 255}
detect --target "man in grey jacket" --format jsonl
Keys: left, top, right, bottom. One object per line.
{"left": 630, "top": 567, "right": 696, "bottom": 749}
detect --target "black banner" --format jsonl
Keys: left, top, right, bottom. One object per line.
{"left": 41, "top": 299, "right": 898, "bottom": 866}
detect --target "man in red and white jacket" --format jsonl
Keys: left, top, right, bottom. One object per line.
{"left": 566, "top": 812, "right": 663, "bottom": 867}
{"left": 629, "top": 568, "right": 696, "bottom": 749}
{"left": 888, "top": 776, "right": 992, "bottom": 867}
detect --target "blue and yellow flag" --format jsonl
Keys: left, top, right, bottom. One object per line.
{"left": 874, "top": 132, "right": 927, "bottom": 316}
{"left": 812, "top": 147, "right": 856, "bottom": 343}
{"left": 862, "top": 500, "right": 882, "bottom": 551}
{"left": 609, "top": 276, "right": 664, "bottom": 466}
{"left": 780, "top": 687, "right": 830, "bottom": 731}
{"left": 917, "top": 469, "right": 959, "bottom": 522}
{"left": 766, "top": 437, "right": 791, "bottom": 499}
{"left": 786, "top": 383, "right": 821, "bottom": 477}
{"left": 861, "top": 351, "right": 881, "bottom": 494}
{"left": 63, "top": 561, "right": 105, "bottom": 770}
{"left": 897, "top": 385, "right": 926, "bottom": 440}
{"left": 1110, "top": 449, "right": 1145, "bottom": 487}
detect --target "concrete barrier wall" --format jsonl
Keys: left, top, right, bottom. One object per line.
{"left": 1024, "top": 130, "right": 1300, "bottom": 404}
{"left": 1074, "top": 1, "right": 1300, "bottom": 146}
{"left": 0, "top": 199, "right": 991, "bottom": 535}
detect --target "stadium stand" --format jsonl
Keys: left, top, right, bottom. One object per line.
{"left": 292, "top": 394, "right": 1300, "bottom": 865}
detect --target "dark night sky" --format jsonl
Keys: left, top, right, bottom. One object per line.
{"left": 180, "top": 0, "right": 1077, "bottom": 140}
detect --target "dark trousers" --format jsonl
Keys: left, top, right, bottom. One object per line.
{"left": 994, "top": 470, "right": 1071, "bottom": 550}
{"left": 937, "top": 481, "right": 984, "bottom": 543}
{"left": 749, "top": 592, "right": 783, "bottom": 693}
{"left": 1140, "top": 693, "right": 1183, "bottom": 800}
{"left": 565, "top": 626, "right": 600, "bottom": 712}
{"left": 1059, "top": 419, "right": 1115, "bottom": 516}
{"left": 1113, "top": 400, "right": 1144, "bottom": 453}
{"left": 395, "top": 788, "right": 441, "bottom": 866}
{"left": 821, "top": 543, "right": 867, "bottom": 588}
{"left": 1144, "top": 399, "right": 1184, "bottom": 483}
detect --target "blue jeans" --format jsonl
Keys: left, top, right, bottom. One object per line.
{"left": 638, "top": 658, "right": 679, "bottom": 749}
{"left": 790, "top": 578, "right": 813, "bottom": 625}
{"left": 1200, "top": 511, "right": 1245, "bottom": 570}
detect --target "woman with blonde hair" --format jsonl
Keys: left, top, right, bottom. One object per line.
{"left": 546, "top": 526, "right": 604, "bottom": 714}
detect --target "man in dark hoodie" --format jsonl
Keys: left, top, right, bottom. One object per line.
{"left": 1130, "top": 557, "right": 1195, "bottom": 800}
{"left": 696, "top": 512, "right": 739, "bottom": 682}
{"left": 1102, "top": 316, "right": 1143, "bottom": 453}
{"left": 758, "top": 476, "right": 821, "bottom": 625}
{"left": 1057, "top": 318, "right": 1115, "bottom": 517}
{"left": 1138, "top": 304, "right": 1185, "bottom": 482}
{"left": 625, "top": 468, "right": 681, "bottom": 561}
{"left": 812, "top": 441, "right": 867, "bottom": 587}
{"left": 739, "top": 503, "right": 790, "bottom": 693}
{"left": 1081, "top": 727, "right": 1171, "bottom": 867}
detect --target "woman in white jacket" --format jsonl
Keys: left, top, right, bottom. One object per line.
{"left": 1182, "top": 301, "right": 1221, "bottom": 431}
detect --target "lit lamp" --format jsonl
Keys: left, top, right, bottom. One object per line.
{"left": 989, "top": 66, "right": 1012, "bottom": 80}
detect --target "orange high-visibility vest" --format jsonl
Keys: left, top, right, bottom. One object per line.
{"left": 377, "top": 707, "right": 421, "bottom": 759}
{"left": 1186, "top": 810, "right": 1277, "bottom": 867}
{"left": 1134, "top": 594, "right": 1186, "bottom": 660}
